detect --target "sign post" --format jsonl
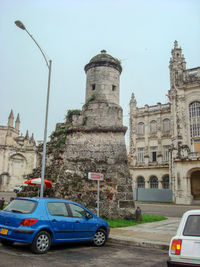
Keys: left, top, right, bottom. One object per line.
{"left": 97, "top": 180, "right": 100, "bottom": 217}
{"left": 88, "top": 172, "right": 104, "bottom": 217}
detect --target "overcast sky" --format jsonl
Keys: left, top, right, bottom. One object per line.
{"left": 1, "top": 0, "right": 200, "bottom": 146}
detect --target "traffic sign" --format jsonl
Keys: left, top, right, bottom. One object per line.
{"left": 88, "top": 172, "right": 104, "bottom": 181}
{"left": 88, "top": 172, "right": 104, "bottom": 217}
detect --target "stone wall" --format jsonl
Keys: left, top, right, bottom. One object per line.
{"left": 53, "top": 129, "right": 134, "bottom": 218}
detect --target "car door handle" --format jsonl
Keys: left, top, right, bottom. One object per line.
{"left": 52, "top": 219, "right": 57, "bottom": 222}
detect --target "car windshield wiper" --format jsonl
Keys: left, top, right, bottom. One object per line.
{"left": 10, "top": 209, "right": 23, "bottom": 213}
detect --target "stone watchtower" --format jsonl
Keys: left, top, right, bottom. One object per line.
{"left": 55, "top": 50, "right": 135, "bottom": 219}
{"left": 85, "top": 49, "right": 121, "bottom": 105}
{"left": 82, "top": 50, "right": 123, "bottom": 129}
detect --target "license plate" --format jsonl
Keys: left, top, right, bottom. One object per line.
{"left": 0, "top": 228, "right": 8, "bottom": 235}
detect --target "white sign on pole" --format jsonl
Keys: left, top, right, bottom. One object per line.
{"left": 88, "top": 172, "right": 104, "bottom": 217}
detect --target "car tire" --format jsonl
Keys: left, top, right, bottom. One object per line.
{"left": 30, "top": 231, "right": 51, "bottom": 254}
{"left": 92, "top": 228, "right": 107, "bottom": 247}
{"left": 0, "top": 239, "right": 14, "bottom": 246}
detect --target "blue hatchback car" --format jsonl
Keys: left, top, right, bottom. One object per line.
{"left": 0, "top": 197, "right": 109, "bottom": 254}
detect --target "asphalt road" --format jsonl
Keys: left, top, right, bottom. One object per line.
{"left": 0, "top": 242, "right": 168, "bottom": 267}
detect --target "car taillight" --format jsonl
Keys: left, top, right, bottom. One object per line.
{"left": 171, "top": 239, "right": 182, "bottom": 255}
{"left": 20, "top": 219, "right": 38, "bottom": 226}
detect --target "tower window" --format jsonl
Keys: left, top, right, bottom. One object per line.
{"left": 150, "top": 146, "right": 157, "bottom": 162}
{"left": 137, "top": 122, "right": 145, "bottom": 135}
{"left": 112, "top": 85, "right": 116, "bottom": 91}
{"left": 137, "top": 176, "right": 145, "bottom": 188}
{"left": 163, "top": 146, "right": 170, "bottom": 162}
{"left": 137, "top": 147, "right": 144, "bottom": 163}
{"left": 163, "top": 175, "right": 169, "bottom": 189}
{"left": 150, "top": 120, "right": 157, "bottom": 134}
{"left": 150, "top": 176, "right": 158, "bottom": 188}
{"left": 163, "top": 118, "right": 170, "bottom": 133}
{"left": 189, "top": 101, "right": 200, "bottom": 144}
{"left": 92, "top": 84, "right": 95, "bottom": 90}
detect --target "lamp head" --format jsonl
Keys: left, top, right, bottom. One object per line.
{"left": 15, "top": 20, "right": 26, "bottom": 30}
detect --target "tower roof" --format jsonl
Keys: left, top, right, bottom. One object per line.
{"left": 84, "top": 50, "right": 122, "bottom": 73}
{"left": 15, "top": 113, "right": 20, "bottom": 123}
{"left": 8, "top": 109, "right": 14, "bottom": 119}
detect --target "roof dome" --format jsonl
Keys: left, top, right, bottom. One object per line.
{"left": 84, "top": 50, "right": 122, "bottom": 73}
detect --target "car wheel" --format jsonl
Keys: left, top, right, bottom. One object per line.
{"left": 30, "top": 231, "right": 51, "bottom": 254}
{"left": 93, "top": 229, "right": 107, "bottom": 247}
{"left": 0, "top": 239, "right": 14, "bottom": 246}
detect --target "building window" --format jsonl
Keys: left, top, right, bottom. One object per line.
{"left": 112, "top": 85, "right": 116, "bottom": 91}
{"left": 137, "top": 122, "right": 145, "bottom": 135}
{"left": 193, "top": 138, "right": 200, "bottom": 152}
{"left": 150, "top": 120, "right": 157, "bottom": 134}
{"left": 137, "top": 176, "right": 145, "bottom": 188}
{"left": 92, "top": 84, "right": 96, "bottom": 90}
{"left": 163, "top": 118, "right": 170, "bottom": 133}
{"left": 189, "top": 101, "right": 200, "bottom": 142}
{"left": 150, "top": 176, "right": 158, "bottom": 188}
{"left": 150, "top": 146, "right": 157, "bottom": 162}
{"left": 163, "top": 146, "right": 170, "bottom": 162}
{"left": 137, "top": 147, "right": 144, "bottom": 163}
{"left": 163, "top": 175, "right": 169, "bottom": 189}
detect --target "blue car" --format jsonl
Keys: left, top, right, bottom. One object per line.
{"left": 0, "top": 197, "right": 110, "bottom": 254}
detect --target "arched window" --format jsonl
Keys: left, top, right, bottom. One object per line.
{"left": 189, "top": 101, "right": 200, "bottom": 140}
{"left": 150, "top": 120, "right": 157, "bottom": 134}
{"left": 137, "top": 176, "right": 145, "bottom": 188}
{"left": 137, "top": 122, "right": 145, "bottom": 135}
{"left": 163, "top": 118, "right": 170, "bottom": 133}
{"left": 163, "top": 175, "right": 169, "bottom": 189}
{"left": 150, "top": 176, "right": 158, "bottom": 188}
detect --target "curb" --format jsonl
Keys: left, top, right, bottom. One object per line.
{"left": 108, "top": 236, "right": 169, "bottom": 251}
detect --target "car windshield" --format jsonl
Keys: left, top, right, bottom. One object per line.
{"left": 183, "top": 215, "right": 200, "bottom": 236}
{"left": 4, "top": 199, "right": 37, "bottom": 214}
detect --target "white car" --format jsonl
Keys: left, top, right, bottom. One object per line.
{"left": 13, "top": 184, "right": 23, "bottom": 193}
{"left": 168, "top": 210, "right": 200, "bottom": 266}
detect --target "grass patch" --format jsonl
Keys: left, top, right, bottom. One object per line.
{"left": 106, "top": 214, "right": 167, "bottom": 228}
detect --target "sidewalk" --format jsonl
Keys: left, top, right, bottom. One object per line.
{"left": 108, "top": 217, "right": 181, "bottom": 250}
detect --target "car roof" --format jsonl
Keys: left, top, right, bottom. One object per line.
{"left": 183, "top": 209, "right": 200, "bottom": 216}
{"left": 175, "top": 209, "right": 200, "bottom": 236}
{"left": 15, "top": 197, "right": 80, "bottom": 205}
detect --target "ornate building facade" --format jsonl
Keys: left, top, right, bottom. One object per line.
{"left": 0, "top": 110, "right": 37, "bottom": 191}
{"left": 129, "top": 41, "right": 200, "bottom": 204}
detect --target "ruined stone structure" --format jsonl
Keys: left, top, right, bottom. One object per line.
{"left": 0, "top": 110, "right": 37, "bottom": 191}
{"left": 129, "top": 41, "right": 200, "bottom": 204}
{"left": 43, "top": 50, "right": 135, "bottom": 218}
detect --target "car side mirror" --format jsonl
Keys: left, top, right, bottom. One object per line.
{"left": 85, "top": 212, "right": 93, "bottom": 219}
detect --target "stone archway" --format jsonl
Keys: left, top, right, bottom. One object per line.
{"left": 191, "top": 170, "right": 200, "bottom": 200}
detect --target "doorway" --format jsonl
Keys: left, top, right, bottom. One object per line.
{"left": 191, "top": 171, "right": 200, "bottom": 200}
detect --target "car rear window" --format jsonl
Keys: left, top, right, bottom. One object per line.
{"left": 3, "top": 199, "right": 37, "bottom": 214}
{"left": 183, "top": 215, "right": 200, "bottom": 236}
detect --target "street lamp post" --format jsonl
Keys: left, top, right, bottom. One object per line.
{"left": 15, "top": 20, "right": 52, "bottom": 198}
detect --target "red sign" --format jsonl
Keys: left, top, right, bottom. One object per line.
{"left": 88, "top": 172, "right": 104, "bottom": 181}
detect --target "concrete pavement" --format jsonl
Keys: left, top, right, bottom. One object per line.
{"left": 108, "top": 217, "right": 181, "bottom": 250}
